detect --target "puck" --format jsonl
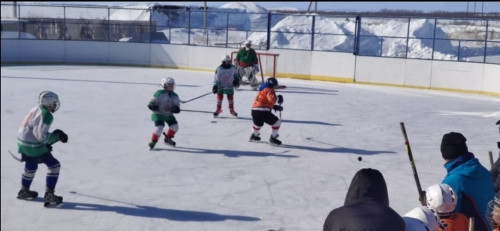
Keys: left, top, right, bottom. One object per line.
{"left": 358, "top": 156, "right": 362, "bottom": 161}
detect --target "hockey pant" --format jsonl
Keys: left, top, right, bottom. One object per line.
{"left": 251, "top": 110, "right": 281, "bottom": 138}
{"left": 21, "top": 152, "right": 61, "bottom": 191}
{"left": 151, "top": 119, "right": 178, "bottom": 142}
{"left": 238, "top": 66, "right": 260, "bottom": 88}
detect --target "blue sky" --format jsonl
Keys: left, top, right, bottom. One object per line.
{"left": 54, "top": 1, "right": 500, "bottom": 13}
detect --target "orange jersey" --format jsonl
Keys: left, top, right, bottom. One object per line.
{"left": 439, "top": 213, "right": 469, "bottom": 231}
{"left": 252, "top": 87, "right": 277, "bottom": 109}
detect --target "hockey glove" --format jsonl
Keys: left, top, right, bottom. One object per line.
{"left": 273, "top": 105, "right": 283, "bottom": 112}
{"left": 148, "top": 104, "right": 159, "bottom": 111}
{"left": 46, "top": 143, "right": 53, "bottom": 152}
{"left": 212, "top": 85, "right": 218, "bottom": 94}
{"left": 277, "top": 95, "right": 284, "bottom": 105}
{"left": 253, "top": 64, "right": 259, "bottom": 73}
{"left": 53, "top": 129, "right": 68, "bottom": 143}
{"left": 171, "top": 105, "right": 181, "bottom": 114}
{"left": 233, "top": 79, "right": 240, "bottom": 88}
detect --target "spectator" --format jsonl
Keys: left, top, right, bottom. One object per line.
{"left": 323, "top": 168, "right": 405, "bottom": 231}
{"left": 440, "top": 132, "right": 495, "bottom": 231}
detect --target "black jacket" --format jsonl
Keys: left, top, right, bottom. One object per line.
{"left": 323, "top": 168, "right": 405, "bottom": 231}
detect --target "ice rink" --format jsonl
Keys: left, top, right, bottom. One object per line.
{"left": 1, "top": 65, "right": 499, "bottom": 231}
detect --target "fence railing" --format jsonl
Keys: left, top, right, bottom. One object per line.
{"left": 1, "top": 3, "right": 499, "bottom": 64}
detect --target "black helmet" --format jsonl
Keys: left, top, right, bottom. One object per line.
{"left": 266, "top": 78, "right": 278, "bottom": 88}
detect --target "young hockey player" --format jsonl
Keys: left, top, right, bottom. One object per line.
{"left": 403, "top": 206, "right": 441, "bottom": 231}
{"left": 425, "top": 183, "right": 469, "bottom": 231}
{"left": 250, "top": 77, "right": 284, "bottom": 145}
{"left": 235, "top": 40, "right": 260, "bottom": 90}
{"left": 16, "top": 91, "right": 68, "bottom": 207}
{"left": 212, "top": 54, "right": 241, "bottom": 118}
{"left": 147, "top": 77, "right": 181, "bottom": 149}
{"left": 486, "top": 192, "right": 500, "bottom": 231}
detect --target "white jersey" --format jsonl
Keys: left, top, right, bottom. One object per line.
{"left": 214, "top": 65, "right": 238, "bottom": 90}
{"left": 17, "top": 105, "right": 58, "bottom": 156}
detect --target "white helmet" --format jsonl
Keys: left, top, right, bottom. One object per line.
{"left": 161, "top": 77, "right": 175, "bottom": 90}
{"left": 426, "top": 183, "right": 457, "bottom": 216}
{"left": 222, "top": 55, "right": 231, "bottom": 63}
{"left": 403, "top": 206, "right": 440, "bottom": 231}
{"left": 245, "top": 40, "right": 252, "bottom": 45}
{"left": 39, "top": 91, "right": 60, "bottom": 112}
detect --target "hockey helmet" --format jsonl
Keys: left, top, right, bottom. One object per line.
{"left": 39, "top": 91, "right": 60, "bottom": 112}
{"left": 403, "top": 206, "right": 440, "bottom": 231}
{"left": 495, "top": 191, "right": 500, "bottom": 206}
{"left": 245, "top": 40, "right": 252, "bottom": 46}
{"left": 222, "top": 55, "right": 231, "bottom": 63}
{"left": 425, "top": 183, "right": 457, "bottom": 216}
{"left": 266, "top": 77, "right": 278, "bottom": 88}
{"left": 161, "top": 77, "right": 175, "bottom": 90}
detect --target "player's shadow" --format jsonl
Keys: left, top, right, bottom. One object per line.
{"left": 282, "top": 137, "right": 397, "bottom": 155}
{"left": 173, "top": 146, "right": 298, "bottom": 158}
{"left": 280, "top": 143, "right": 396, "bottom": 155}
{"left": 274, "top": 86, "right": 339, "bottom": 96}
{"left": 58, "top": 200, "right": 260, "bottom": 222}
{"left": 181, "top": 111, "right": 339, "bottom": 127}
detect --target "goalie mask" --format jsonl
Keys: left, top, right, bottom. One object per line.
{"left": 39, "top": 91, "right": 60, "bottom": 113}
{"left": 161, "top": 77, "right": 175, "bottom": 91}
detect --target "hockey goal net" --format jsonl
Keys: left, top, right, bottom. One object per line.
{"left": 230, "top": 51, "right": 279, "bottom": 83}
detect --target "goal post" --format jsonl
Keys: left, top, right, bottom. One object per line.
{"left": 231, "top": 51, "right": 279, "bottom": 83}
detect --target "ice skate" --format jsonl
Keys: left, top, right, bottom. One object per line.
{"left": 249, "top": 134, "right": 261, "bottom": 142}
{"left": 269, "top": 135, "right": 282, "bottom": 146}
{"left": 148, "top": 141, "right": 156, "bottom": 150}
{"left": 213, "top": 109, "right": 222, "bottom": 118}
{"left": 44, "top": 191, "right": 63, "bottom": 207}
{"left": 164, "top": 137, "right": 176, "bottom": 147}
{"left": 230, "top": 110, "right": 238, "bottom": 117}
{"left": 17, "top": 188, "right": 38, "bottom": 200}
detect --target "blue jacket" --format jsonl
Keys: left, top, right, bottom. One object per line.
{"left": 442, "top": 152, "right": 495, "bottom": 230}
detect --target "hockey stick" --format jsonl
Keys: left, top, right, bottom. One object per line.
{"left": 400, "top": 122, "right": 425, "bottom": 206}
{"left": 9, "top": 140, "right": 60, "bottom": 162}
{"left": 9, "top": 150, "right": 22, "bottom": 162}
{"left": 180, "top": 92, "right": 212, "bottom": 104}
{"left": 490, "top": 151, "right": 494, "bottom": 169}
{"left": 278, "top": 102, "right": 282, "bottom": 119}
{"left": 468, "top": 217, "right": 474, "bottom": 231}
